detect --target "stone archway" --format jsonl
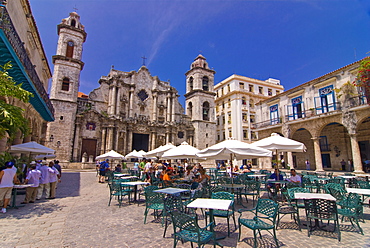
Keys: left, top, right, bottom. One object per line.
{"left": 291, "top": 128, "right": 312, "bottom": 170}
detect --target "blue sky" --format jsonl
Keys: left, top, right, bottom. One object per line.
{"left": 30, "top": 0, "right": 370, "bottom": 105}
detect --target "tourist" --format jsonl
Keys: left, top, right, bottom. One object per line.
{"left": 98, "top": 159, "right": 110, "bottom": 183}
{"left": 305, "top": 159, "right": 311, "bottom": 170}
{"left": 37, "top": 160, "right": 54, "bottom": 200}
{"left": 21, "top": 164, "right": 41, "bottom": 204}
{"left": 287, "top": 169, "right": 301, "bottom": 185}
{"left": 144, "top": 159, "right": 152, "bottom": 182}
{"left": 267, "top": 168, "right": 284, "bottom": 192}
{"left": 53, "top": 160, "right": 62, "bottom": 181}
{"left": 340, "top": 159, "right": 346, "bottom": 171}
{"left": 183, "top": 166, "right": 195, "bottom": 181}
{"left": 114, "top": 164, "right": 122, "bottom": 173}
{"left": 48, "top": 161, "right": 60, "bottom": 199}
{"left": 162, "top": 169, "right": 173, "bottom": 186}
{"left": 194, "top": 169, "right": 210, "bottom": 187}
{"left": 0, "top": 162, "right": 19, "bottom": 213}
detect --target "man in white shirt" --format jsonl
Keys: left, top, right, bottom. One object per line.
{"left": 21, "top": 163, "right": 41, "bottom": 204}
{"left": 288, "top": 169, "right": 301, "bottom": 185}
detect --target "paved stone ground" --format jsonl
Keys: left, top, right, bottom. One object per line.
{"left": 1, "top": 170, "right": 370, "bottom": 247}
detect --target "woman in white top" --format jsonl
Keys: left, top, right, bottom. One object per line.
{"left": 0, "top": 162, "right": 19, "bottom": 213}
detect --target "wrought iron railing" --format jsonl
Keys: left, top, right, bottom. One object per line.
{"left": 0, "top": 6, "right": 54, "bottom": 117}
{"left": 252, "top": 118, "right": 282, "bottom": 129}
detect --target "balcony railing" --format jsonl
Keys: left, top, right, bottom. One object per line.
{"left": 252, "top": 118, "right": 282, "bottom": 129}
{"left": 0, "top": 6, "right": 54, "bottom": 118}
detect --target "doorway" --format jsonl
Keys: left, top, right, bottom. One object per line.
{"left": 132, "top": 133, "right": 149, "bottom": 152}
{"left": 81, "top": 139, "right": 97, "bottom": 161}
{"left": 322, "top": 154, "right": 331, "bottom": 168}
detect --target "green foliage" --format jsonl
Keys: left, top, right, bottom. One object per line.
{"left": 0, "top": 62, "right": 33, "bottom": 140}
{"left": 334, "top": 81, "right": 357, "bottom": 99}
{"left": 353, "top": 58, "right": 370, "bottom": 88}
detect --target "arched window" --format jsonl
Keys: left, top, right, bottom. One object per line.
{"left": 188, "top": 102, "right": 193, "bottom": 118}
{"left": 71, "top": 19, "right": 76, "bottom": 27}
{"left": 202, "top": 76, "right": 209, "bottom": 91}
{"left": 66, "top": 41, "right": 74, "bottom": 58}
{"left": 189, "top": 77, "right": 193, "bottom": 91}
{"left": 203, "top": 102, "right": 210, "bottom": 121}
{"left": 61, "top": 77, "right": 70, "bottom": 91}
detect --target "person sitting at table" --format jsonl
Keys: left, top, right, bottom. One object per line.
{"left": 267, "top": 169, "right": 284, "bottom": 193}
{"left": 233, "top": 165, "right": 239, "bottom": 173}
{"left": 162, "top": 169, "right": 173, "bottom": 186}
{"left": 194, "top": 169, "right": 210, "bottom": 187}
{"left": 114, "top": 164, "right": 122, "bottom": 173}
{"left": 184, "top": 166, "right": 195, "bottom": 181}
{"left": 287, "top": 169, "right": 301, "bottom": 185}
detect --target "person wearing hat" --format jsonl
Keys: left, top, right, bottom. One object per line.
{"left": 21, "top": 162, "right": 41, "bottom": 204}
{"left": 0, "top": 161, "right": 20, "bottom": 213}
{"left": 36, "top": 160, "right": 54, "bottom": 200}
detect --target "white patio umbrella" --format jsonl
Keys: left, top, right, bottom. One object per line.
{"left": 162, "top": 141, "right": 200, "bottom": 160}
{"left": 10, "top": 141, "right": 55, "bottom": 155}
{"left": 196, "top": 139, "right": 272, "bottom": 160}
{"left": 145, "top": 143, "right": 175, "bottom": 158}
{"left": 125, "top": 150, "right": 146, "bottom": 159}
{"left": 253, "top": 133, "right": 307, "bottom": 153}
{"left": 96, "top": 150, "right": 125, "bottom": 160}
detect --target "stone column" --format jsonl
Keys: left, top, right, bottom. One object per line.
{"left": 129, "top": 87, "right": 134, "bottom": 118}
{"left": 151, "top": 131, "right": 156, "bottom": 150}
{"left": 121, "top": 130, "right": 127, "bottom": 155}
{"left": 72, "top": 123, "right": 81, "bottom": 161}
{"left": 101, "top": 128, "right": 106, "bottom": 154}
{"left": 107, "top": 86, "right": 112, "bottom": 115}
{"left": 106, "top": 127, "right": 114, "bottom": 151}
{"left": 287, "top": 152, "right": 293, "bottom": 168}
{"left": 116, "top": 87, "right": 121, "bottom": 116}
{"left": 171, "top": 94, "right": 176, "bottom": 122}
{"left": 165, "top": 131, "right": 170, "bottom": 144}
{"left": 166, "top": 93, "right": 171, "bottom": 122}
{"left": 127, "top": 128, "right": 133, "bottom": 152}
{"left": 152, "top": 92, "right": 157, "bottom": 121}
{"left": 111, "top": 86, "right": 117, "bottom": 115}
{"left": 312, "top": 136, "right": 324, "bottom": 172}
{"left": 350, "top": 134, "right": 364, "bottom": 173}
{"left": 114, "top": 128, "right": 119, "bottom": 151}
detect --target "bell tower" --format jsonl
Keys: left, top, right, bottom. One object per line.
{"left": 47, "top": 12, "right": 87, "bottom": 165}
{"left": 185, "top": 54, "right": 216, "bottom": 150}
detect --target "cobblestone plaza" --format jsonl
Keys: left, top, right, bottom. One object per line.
{"left": 1, "top": 170, "right": 370, "bottom": 247}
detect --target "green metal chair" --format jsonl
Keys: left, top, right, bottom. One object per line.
{"left": 143, "top": 190, "right": 165, "bottom": 226}
{"left": 170, "top": 210, "right": 216, "bottom": 248}
{"left": 240, "top": 180, "right": 260, "bottom": 207}
{"left": 163, "top": 195, "right": 185, "bottom": 238}
{"left": 108, "top": 181, "right": 130, "bottom": 207}
{"left": 276, "top": 187, "right": 309, "bottom": 231}
{"left": 205, "top": 192, "right": 236, "bottom": 237}
{"left": 337, "top": 192, "right": 364, "bottom": 235}
{"left": 238, "top": 198, "right": 279, "bottom": 248}
{"left": 302, "top": 176, "right": 320, "bottom": 193}
{"left": 323, "top": 183, "right": 348, "bottom": 206}
{"left": 304, "top": 198, "right": 341, "bottom": 241}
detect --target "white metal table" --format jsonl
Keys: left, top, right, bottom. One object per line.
{"left": 121, "top": 181, "right": 149, "bottom": 202}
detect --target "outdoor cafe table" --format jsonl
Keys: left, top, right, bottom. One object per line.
{"left": 11, "top": 184, "right": 34, "bottom": 208}
{"left": 346, "top": 187, "right": 370, "bottom": 196}
{"left": 294, "top": 192, "right": 336, "bottom": 201}
{"left": 113, "top": 173, "right": 131, "bottom": 177}
{"left": 120, "top": 176, "right": 138, "bottom": 180}
{"left": 121, "top": 181, "right": 149, "bottom": 202}
{"left": 294, "top": 192, "right": 336, "bottom": 231}
{"left": 187, "top": 198, "right": 232, "bottom": 242}
{"left": 153, "top": 187, "right": 190, "bottom": 195}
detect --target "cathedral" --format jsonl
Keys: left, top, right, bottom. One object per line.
{"left": 46, "top": 12, "right": 216, "bottom": 165}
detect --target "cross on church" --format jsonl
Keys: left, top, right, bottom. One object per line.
{"left": 73, "top": 5, "right": 78, "bottom": 12}
{"left": 141, "top": 56, "right": 147, "bottom": 66}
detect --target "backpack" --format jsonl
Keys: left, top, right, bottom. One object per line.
{"left": 100, "top": 162, "right": 107, "bottom": 171}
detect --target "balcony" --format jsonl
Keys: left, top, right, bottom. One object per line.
{"left": 252, "top": 118, "right": 282, "bottom": 129}
{"left": 0, "top": 6, "right": 54, "bottom": 121}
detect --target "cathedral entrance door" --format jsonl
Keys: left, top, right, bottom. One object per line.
{"left": 132, "top": 133, "right": 149, "bottom": 152}
{"left": 81, "top": 139, "right": 97, "bottom": 161}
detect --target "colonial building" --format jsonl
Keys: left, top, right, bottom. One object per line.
{"left": 214, "top": 75, "right": 284, "bottom": 143}
{"left": 0, "top": 0, "right": 54, "bottom": 151}
{"left": 46, "top": 13, "right": 220, "bottom": 165}
{"left": 253, "top": 58, "right": 370, "bottom": 172}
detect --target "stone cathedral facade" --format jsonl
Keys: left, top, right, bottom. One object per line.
{"left": 46, "top": 12, "right": 216, "bottom": 165}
